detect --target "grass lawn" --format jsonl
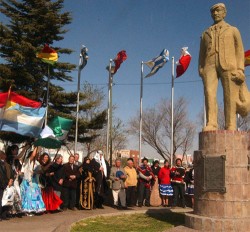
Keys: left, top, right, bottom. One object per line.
{"left": 71, "top": 211, "right": 185, "bottom": 232}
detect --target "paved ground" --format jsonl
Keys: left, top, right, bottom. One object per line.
{"left": 0, "top": 206, "right": 197, "bottom": 232}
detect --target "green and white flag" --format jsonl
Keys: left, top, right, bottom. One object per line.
{"left": 48, "top": 116, "right": 73, "bottom": 140}
{"left": 34, "top": 116, "right": 73, "bottom": 148}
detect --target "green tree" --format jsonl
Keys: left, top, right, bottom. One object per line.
{"left": 0, "top": 0, "right": 106, "bottom": 145}
{"left": 0, "top": 0, "right": 74, "bottom": 96}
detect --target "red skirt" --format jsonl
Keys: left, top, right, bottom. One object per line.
{"left": 42, "top": 186, "right": 63, "bottom": 211}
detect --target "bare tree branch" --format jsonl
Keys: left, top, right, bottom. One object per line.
{"left": 128, "top": 97, "right": 196, "bottom": 160}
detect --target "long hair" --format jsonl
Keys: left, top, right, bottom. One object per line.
{"left": 39, "top": 152, "right": 51, "bottom": 166}
{"left": 6, "top": 144, "right": 19, "bottom": 165}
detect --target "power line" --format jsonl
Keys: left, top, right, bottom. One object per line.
{"left": 55, "top": 74, "right": 250, "bottom": 87}
{"left": 56, "top": 79, "right": 203, "bottom": 87}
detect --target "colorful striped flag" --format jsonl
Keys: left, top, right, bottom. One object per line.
{"left": 144, "top": 49, "right": 169, "bottom": 78}
{"left": 36, "top": 44, "right": 58, "bottom": 65}
{"left": 176, "top": 47, "right": 191, "bottom": 78}
{"left": 245, "top": 50, "right": 250, "bottom": 67}
{"left": 0, "top": 92, "right": 46, "bottom": 137}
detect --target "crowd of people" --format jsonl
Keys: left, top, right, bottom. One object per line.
{"left": 0, "top": 144, "right": 194, "bottom": 221}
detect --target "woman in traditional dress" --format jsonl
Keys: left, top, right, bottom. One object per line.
{"left": 39, "top": 153, "right": 63, "bottom": 212}
{"left": 20, "top": 147, "right": 45, "bottom": 216}
{"left": 158, "top": 160, "right": 173, "bottom": 207}
{"left": 150, "top": 160, "right": 162, "bottom": 207}
{"left": 6, "top": 144, "right": 30, "bottom": 216}
{"left": 79, "top": 157, "right": 95, "bottom": 209}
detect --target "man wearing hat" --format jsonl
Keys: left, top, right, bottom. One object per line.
{"left": 199, "top": 3, "right": 246, "bottom": 131}
{"left": 110, "top": 159, "right": 127, "bottom": 209}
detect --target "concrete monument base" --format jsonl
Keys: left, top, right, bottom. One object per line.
{"left": 185, "top": 131, "right": 250, "bottom": 231}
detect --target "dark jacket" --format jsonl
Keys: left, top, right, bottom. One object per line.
{"left": 151, "top": 165, "right": 161, "bottom": 176}
{"left": 90, "top": 159, "right": 110, "bottom": 195}
{"left": 63, "top": 163, "right": 80, "bottom": 189}
{"left": 0, "top": 161, "right": 13, "bottom": 190}
{"left": 49, "top": 162, "right": 65, "bottom": 191}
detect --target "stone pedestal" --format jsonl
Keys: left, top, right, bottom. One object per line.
{"left": 185, "top": 131, "right": 250, "bottom": 231}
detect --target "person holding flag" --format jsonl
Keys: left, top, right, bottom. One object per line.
{"left": 20, "top": 147, "right": 46, "bottom": 216}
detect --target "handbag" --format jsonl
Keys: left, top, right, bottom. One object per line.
{"left": 2, "top": 186, "right": 15, "bottom": 206}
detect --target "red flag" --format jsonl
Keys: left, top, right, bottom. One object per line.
{"left": 113, "top": 50, "right": 127, "bottom": 74}
{"left": 176, "top": 47, "right": 191, "bottom": 78}
{"left": 0, "top": 92, "right": 41, "bottom": 108}
{"left": 245, "top": 50, "right": 250, "bottom": 67}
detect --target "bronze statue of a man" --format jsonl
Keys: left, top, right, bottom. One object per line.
{"left": 199, "top": 3, "right": 249, "bottom": 131}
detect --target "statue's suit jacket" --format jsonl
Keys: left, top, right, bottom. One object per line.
{"left": 199, "top": 21, "right": 245, "bottom": 76}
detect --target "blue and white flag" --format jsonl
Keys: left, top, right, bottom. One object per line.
{"left": 144, "top": 49, "right": 169, "bottom": 78}
{"left": 79, "top": 45, "right": 88, "bottom": 71}
{"left": 0, "top": 103, "right": 46, "bottom": 138}
{"left": 0, "top": 91, "right": 46, "bottom": 138}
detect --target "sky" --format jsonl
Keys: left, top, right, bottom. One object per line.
{"left": 2, "top": 0, "right": 250, "bottom": 158}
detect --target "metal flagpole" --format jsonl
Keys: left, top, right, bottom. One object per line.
{"left": 74, "top": 53, "right": 82, "bottom": 153}
{"left": 109, "top": 63, "right": 113, "bottom": 166}
{"left": 45, "top": 64, "right": 50, "bottom": 125}
{"left": 170, "top": 57, "right": 175, "bottom": 167}
{"left": 75, "top": 45, "right": 88, "bottom": 153}
{"left": 106, "top": 59, "right": 112, "bottom": 163}
{"left": 139, "top": 61, "right": 144, "bottom": 163}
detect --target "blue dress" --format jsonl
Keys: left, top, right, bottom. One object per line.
{"left": 20, "top": 159, "right": 45, "bottom": 213}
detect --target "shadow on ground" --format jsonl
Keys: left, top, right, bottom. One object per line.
{"left": 145, "top": 209, "right": 185, "bottom": 227}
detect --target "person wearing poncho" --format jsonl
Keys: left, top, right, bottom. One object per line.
{"left": 137, "top": 157, "right": 155, "bottom": 207}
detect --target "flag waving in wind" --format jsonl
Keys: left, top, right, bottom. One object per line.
{"left": 144, "top": 49, "right": 169, "bottom": 78}
{"left": 0, "top": 92, "right": 46, "bottom": 137}
{"left": 36, "top": 44, "right": 58, "bottom": 65}
{"left": 245, "top": 50, "right": 250, "bottom": 67}
{"left": 34, "top": 116, "right": 73, "bottom": 148}
{"left": 176, "top": 47, "right": 191, "bottom": 78}
{"left": 113, "top": 50, "right": 127, "bottom": 74}
{"left": 79, "top": 45, "right": 88, "bottom": 70}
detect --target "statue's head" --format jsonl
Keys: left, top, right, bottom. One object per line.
{"left": 210, "top": 3, "right": 227, "bottom": 23}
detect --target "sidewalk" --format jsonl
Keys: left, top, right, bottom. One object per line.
{"left": 0, "top": 206, "right": 196, "bottom": 232}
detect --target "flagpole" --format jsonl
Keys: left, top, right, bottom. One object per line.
{"left": 106, "top": 59, "right": 112, "bottom": 164}
{"left": 74, "top": 50, "right": 82, "bottom": 153}
{"left": 203, "top": 96, "right": 206, "bottom": 129}
{"left": 170, "top": 57, "right": 175, "bottom": 167}
{"left": 109, "top": 61, "right": 113, "bottom": 166}
{"left": 139, "top": 61, "right": 144, "bottom": 163}
{"left": 0, "top": 85, "right": 12, "bottom": 130}
{"left": 45, "top": 64, "right": 50, "bottom": 125}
